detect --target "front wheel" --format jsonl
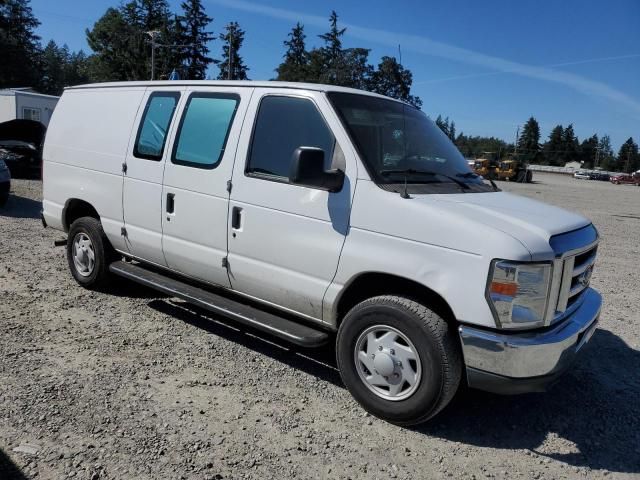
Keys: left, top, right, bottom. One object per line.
{"left": 336, "top": 296, "right": 462, "bottom": 425}
{"left": 66, "top": 217, "right": 115, "bottom": 289}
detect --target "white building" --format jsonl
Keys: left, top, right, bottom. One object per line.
{"left": 0, "top": 88, "right": 59, "bottom": 127}
{"left": 564, "top": 161, "right": 582, "bottom": 170}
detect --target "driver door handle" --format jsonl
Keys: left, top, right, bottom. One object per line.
{"left": 231, "top": 206, "right": 242, "bottom": 230}
{"left": 166, "top": 193, "right": 175, "bottom": 214}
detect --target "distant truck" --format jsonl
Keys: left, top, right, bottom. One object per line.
{"left": 610, "top": 172, "right": 640, "bottom": 186}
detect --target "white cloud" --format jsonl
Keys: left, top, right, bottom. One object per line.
{"left": 208, "top": 0, "right": 640, "bottom": 117}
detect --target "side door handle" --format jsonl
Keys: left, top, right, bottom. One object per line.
{"left": 166, "top": 193, "right": 175, "bottom": 214}
{"left": 231, "top": 206, "right": 242, "bottom": 230}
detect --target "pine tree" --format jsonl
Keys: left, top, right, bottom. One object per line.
{"left": 616, "top": 137, "right": 639, "bottom": 173}
{"left": 368, "top": 56, "right": 422, "bottom": 108}
{"left": 0, "top": 0, "right": 42, "bottom": 88}
{"left": 39, "top": 41, "right": 89, "bottom": 94}
{"left": 543, "top": 125, "right": 564, "bottom": 166}
{"left": 517, "top": 117, "right": 541, "bottom": 163}
{"left": 435, "top": 115, "right": 450, "bottom": 138}
{"left": 315, "top": 10, "right": 350, "bottom": 85}
{"left": 448, "top": 121, "right": 456, "bottom": 141}
{"left": 217, "top": 22, "right": 249, "bottom": 80}
{"left": 275, "top": 23, "right": 309, "bottom": 82}
{"left": 180, "top": 0, "right": 214, "bottom": 80}
{"left": 562, "top": 124, "right": 580, "bottom": 164}
{"left": 87, "top": 0, "right": 175, "bottom": 81}
{"left": 87, "top": 7, "right": 140, "bottom": 81}
{"left": 597, "top": 135, "right": 615, "bottom": 170}
{"left": 318, "top": 10, "right": 345, "bottom": 82}
{"left": 40, "top": 40, "right": 65, "bottom": 95}
{"left": 579, "top": 134, "right": 598, "bottom": 169}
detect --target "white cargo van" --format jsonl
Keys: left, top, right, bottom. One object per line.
{"left": 42, "top": 81, "right": 601, "bottom": 425}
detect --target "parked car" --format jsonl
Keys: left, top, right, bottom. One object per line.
{"left": 573, "top": 170, "right": 591, "bottom": 179}
{"left": 42, "top": 81, "right": 602, "bottom": 425}
{"left": 610, "top": 173, "right": 640, "bottom": 185}
{"left": 589, "top": 171, "right": 610, "bottom": 181}
{"left": 0, "top": 157, "right": 10, "bottom": 206}
{"left": 0, "top": 119, "right": 47, "bottom": 177}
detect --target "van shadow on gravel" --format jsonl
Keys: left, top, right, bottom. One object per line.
{"left": 0, "top": 194, "right": 41, "bottom": 219}
{"left": 418, "top": 329, "right": 640, "bottom": 474}
{"left": 147, "top": 299, "right": 342, "bottom": 387}
{"left": 105, "top": 277, "right": 170, "bottom": 300}
{"left": 0, "top": 448, "right": 28, "bottom": 480}
{"left": 143, "top": 300, "right": 640, "bottom": 475}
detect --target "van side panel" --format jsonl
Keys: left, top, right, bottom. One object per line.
{"left": 42, "top": 88, "right": 146, "bottom": 251}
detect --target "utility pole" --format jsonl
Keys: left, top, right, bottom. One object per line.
{"left": 514, "top": 126, "right": 520, "bottom": 156}
{"left": 146, "top": 30, "right": 160, "bottom": 81}
{"left": 146, "top": 30, "right": 193, "bottom": 81}
{"left": 625, "top": 149, "right": 631, "bottom": 173}
{"left": 594, "top": 146, "right": 600, "bottom": 169}
{"left": 228, "top": 29, "right": 234, "bottom": 80}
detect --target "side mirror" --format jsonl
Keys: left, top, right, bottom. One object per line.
{"left": 289, "top": 147, "right": 344, "bottom": 192}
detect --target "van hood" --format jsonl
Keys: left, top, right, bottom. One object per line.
{"left": 426, "top": 191, "right": 591, "bottom": 258}
{"left": 351, "top": 181, "right": 592, "bottom": 262}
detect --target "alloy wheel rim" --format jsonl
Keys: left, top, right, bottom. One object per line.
{"left": 72, "top": 232, "right": 95, "bottom": 277}
{"left": 354, "top": 325, "right": 422, "bottom": 401}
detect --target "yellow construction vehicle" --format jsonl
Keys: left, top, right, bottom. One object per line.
{"left": 470, "top": 152, "right": 533, "bottom": 183}
{"left": 469, "top": 158, "right": 493, "bottom": 178}
{"left": 495, "top": 156, "right": 533, "bottom": 182}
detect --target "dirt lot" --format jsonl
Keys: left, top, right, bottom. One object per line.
{"left": 0, "top": 172, "right": 639, "bottom": 480}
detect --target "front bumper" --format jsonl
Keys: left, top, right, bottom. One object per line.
{"left": 459, "top": 288, "right": 601, "bottom": 394}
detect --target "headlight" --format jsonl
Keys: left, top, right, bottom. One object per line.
{"left": 486, "top": 260, "right": 552, "bottom": 329}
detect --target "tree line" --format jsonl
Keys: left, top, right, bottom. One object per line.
{"left": 1, "top": 0, "right": 636, "bottom": 171}
{"left": 0, "top": 0, "right": 421, "bottom": 107}
{"left": 434, "top": 115, "right": 639, "bottom": 173}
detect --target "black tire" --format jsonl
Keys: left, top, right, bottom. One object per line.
{"left": 336, "top": 295, "right": 462, "bottom": 425}
{"left": 515, "top": 170, "right": 526, "bottom": 183}
{"left": 526, "top": 170, "right": 533, "bottom": 183}
{"left": 66, "top": 217, "right": 115, "bottom": 289}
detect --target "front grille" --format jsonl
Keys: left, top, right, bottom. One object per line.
{"left": 556, "top": 244, "right": 597, "bottom": 316}
{"left": 548, "top": 225, "right": 599, "bottom": 323}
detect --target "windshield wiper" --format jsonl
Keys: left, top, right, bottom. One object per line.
{"left": 456, "top": 171, "right": 499, "bottom": 191}
{"left": 380, "top": 169, "right": 471, "bottom": 193}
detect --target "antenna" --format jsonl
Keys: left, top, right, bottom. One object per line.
{"left": 400, "top": 176, "right": 411, "bottom": 199}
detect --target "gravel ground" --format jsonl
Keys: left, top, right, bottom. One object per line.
{"left": 0, "top": 172, "right": 639, "bottom": 480}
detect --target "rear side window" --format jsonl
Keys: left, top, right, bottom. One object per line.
{"left": 247, "top": 96, "right": 334, "bottom": 179}
{"left": 172, "top": 93, "right": 239, "bottom": 169}
{"left": 134, "top": 92, "right": 180, "bottom": 160}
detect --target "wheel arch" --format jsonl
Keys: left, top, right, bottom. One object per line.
{"left": 62, "top": 198, "right": 100, "bottom": 232}
{"left": 334, "top": 272, "right": 457, "bottom": 328}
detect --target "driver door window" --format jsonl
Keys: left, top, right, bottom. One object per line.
{"left": 247, "top": 95, "right": 335, "bottom": 180}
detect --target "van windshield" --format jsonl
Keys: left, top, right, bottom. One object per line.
{"left": 328, "top": 92, "right": 493, "bottom": 193}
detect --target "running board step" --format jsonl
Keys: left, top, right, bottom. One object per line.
{"left": 109, "top": 261, "right": 329, "bottom": 348}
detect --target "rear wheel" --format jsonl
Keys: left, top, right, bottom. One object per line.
{"left": 336, "top": 295, "right": 462, "bottom": 425}
{"left": 526, "top": 170, "right": 533, "bottom": 183}
{"left": 66, "top": 217, "right": 115, "bottom": 289}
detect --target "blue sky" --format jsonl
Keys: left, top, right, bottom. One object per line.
{"left": 30, "top": 0, "right": 640, "bottom": 150}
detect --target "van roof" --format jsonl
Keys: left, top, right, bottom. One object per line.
{"left": 66, "top": 80, "right": 403, "bottom": 103}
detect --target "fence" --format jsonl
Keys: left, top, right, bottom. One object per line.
{"left": 527, "top": 165, "right": 621, "bottom": 176}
